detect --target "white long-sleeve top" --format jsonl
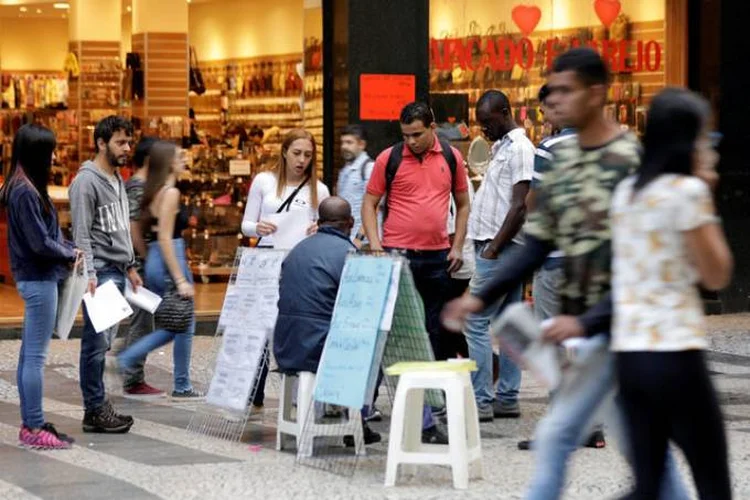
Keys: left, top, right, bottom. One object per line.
{"left": 241, "top": 172, "right": 330, "bottom": 247}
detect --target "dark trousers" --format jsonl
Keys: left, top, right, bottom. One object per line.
{"left": 386, "top": 248, "right": 452, "bottom": 360}
{"left": 617, "top": 350, "right": 731, "bottom": 500}
{"left": 443, "top": 277, "right": 470, "bottom": 358}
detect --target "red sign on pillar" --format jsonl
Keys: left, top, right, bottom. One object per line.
{"left": 360, "top": 74, "right": 416, "bottom": 121}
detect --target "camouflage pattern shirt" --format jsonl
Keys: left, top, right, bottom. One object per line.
{"left": 524, "top": 131, "right": 641, "bottom": 316}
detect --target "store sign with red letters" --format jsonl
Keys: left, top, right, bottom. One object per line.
{"left": 430, "top": 36, "right": 663, "bottom": 74}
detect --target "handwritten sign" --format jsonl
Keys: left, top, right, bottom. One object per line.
{"left": 206, "top": 248, "right": 286, "bottom": 412}
{"left": 360, "top": 74, "right": 416, "bottom": 121}
{"left": 314, "top": 256, "right": 394, "bottom": 408}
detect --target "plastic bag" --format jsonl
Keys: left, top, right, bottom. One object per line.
{"left": 55, "top": 257, "right": 87, "bottom": 340}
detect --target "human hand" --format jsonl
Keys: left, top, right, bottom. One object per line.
{"left": 127, "top": 268, "right": 143, "bottom": 292}
{"left": 441, "top": 295, "right": 485, "bottom": 332}
{"left": 256, "top": 221, "right": 278, "bottom": 236}
{"left": 542, "top": 315, "right": 585, "bottom": 343}
{"left": 480, "top": 244, "right": 499, "bottom": 260}
{"left": 306, "top": 222, "right": 318, "bottom": 236}
{"left": 88, "top": 278, "right": 97, "bottom": 296}
{"left": 177, "top": 280, "right": 195, "bottom": 298}
{"left": 447, "top": 247, "right": 464, "bottom": 274}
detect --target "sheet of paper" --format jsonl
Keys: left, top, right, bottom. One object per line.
{"left": 125, "top": 282, "right": 162, "bottom": 314}
{"left": 265, "top": 210, "right": 311, "bottom": 250}
{"left": 82, "top": 280, "right": 133, "bottom": 334}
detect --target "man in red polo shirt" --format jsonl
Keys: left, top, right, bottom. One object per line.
{"left": 362, "top": 101, "right": 470, "bottom": 361}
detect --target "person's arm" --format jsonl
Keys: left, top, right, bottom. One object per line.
{"left": 541, "top": 293, "right": 613, "bottom": 343}
{"left": 69, "top": 176, "right": 98, "bottom": 293}
{"left": 126, "top": 182, "right": 147, "bottom": 259}
{"left": 448, "top": 189, "right": 470, "bottom": 273}
{"left": 680, "top": 180, "right": 733, "bottom": 290}
{"left": 19, "top": 191, "right": 76, "bottom": 262}
{"left": 481, "top": 182, "right": 530, "bottom": 259}
{"left": 131, "top": 220, "right": 147, "bottom": 259}
{"left": 362, "top": 192, "right": 384, "bottom": 250}
{"left": 241, "top": 174, "right": 276, "bottom": 237}
{"left": 156, "top": 188, "right": 193, "bottom": 297}
{"left": 362, "top": 151, "right": 388, "bottom": 251}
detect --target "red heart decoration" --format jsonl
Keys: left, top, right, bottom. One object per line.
{"left": 511, "top": 5, "right": 542, "bottom": 37}
{"left": 594, "top": 0, "right": 621, "bottom": 28}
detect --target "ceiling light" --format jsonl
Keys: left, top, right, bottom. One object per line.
{"left": 19, "top": 7, "right": 27, "bottom": 12}
{"left": 126, "top": 5, "right": 131, "bottom": 12}
{"left": 36, "top": 8, "right": 42, "bottom": 14}
{"left": 53, "top": 2, "right": 70, "bottom": 9}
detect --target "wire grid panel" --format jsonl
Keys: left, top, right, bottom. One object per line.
{"left": 187, "top": 248, "right": 286, "bottom": 441}
{"left": 381, "top": 258, "right": 444, "bottom": 409}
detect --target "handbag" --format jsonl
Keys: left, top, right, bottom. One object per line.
{"left": 154, "top": 280, "right": 194, "bottom": 333}
{"left": 55, "top": 256, "right": 87, "bottom": 340}
{"left": 189, "top": 46, "right": 206, "bottom": 96}
{"left": 255, "top": 175, "right": 310, "bottom": 246}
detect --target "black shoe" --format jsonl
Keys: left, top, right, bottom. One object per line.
{"left": 83, "top": 402, "right": 133, "bottom": 434}
{"left": 518, "top": 439, "right": 533, "bottom": 450}
{"left": 344, "top": 425, "right": 382, "bottom": 447}
{"left": 477, "top": 404, "right": 494, "bottom": 423}
{"left": 171, "top": 389, "right": 204, "bottom": 400}
{"left": 364, "top": 407, "right": 383, "bottom": 423}
{"left": 42, "top": 423, "right": 75, "bottom": 444}
{"left": 422, "top": 426, "right": 449, "bottom": 445}
{"left": 493, "top": 400, "right": 521, "bottom": 419}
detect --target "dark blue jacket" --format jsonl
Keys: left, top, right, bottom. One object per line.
{"left": 6, "top": 181, "right": 75, "bottom": 282}
{"left": 273, "top": 226, "right": 355, "bottom": 373}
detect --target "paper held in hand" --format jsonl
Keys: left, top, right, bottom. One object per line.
{"left": 490, "top": 303, "right": 562, "bottom": 390}
{"left": 125, "top": 282, "right": 163, "bottom": 314}
{"left": 82, "top": 280, "right": 133, "bottom": 334}
{"left": 265, "top": 210, "right": 311, "bottom": 250}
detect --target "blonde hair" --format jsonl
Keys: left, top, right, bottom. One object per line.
{"left": 276, "top": 129, "right": 319, "bottom": 208}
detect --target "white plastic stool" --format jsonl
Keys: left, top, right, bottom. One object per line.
{"left": 385, "top": 363, "right": 482, "bottom": 489}
{"left": 276, "top": 371, "right": 366, "bottom": 458}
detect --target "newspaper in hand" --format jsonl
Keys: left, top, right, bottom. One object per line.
{"left": 490, "top": 303, "right": 562, "bottom": 390}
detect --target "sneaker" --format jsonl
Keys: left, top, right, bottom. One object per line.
{"left": 344, "top": 424, "right": 382, "bottom": 447}
{"left": 19, "top": 426, "right": 71, "bottom": 450}
{"left": 41, "top": 423, "right": 75, "bottom": 444}
{"left": 422, "top": 426, "right": 449, "bottom": 445}
{"left": 124, "top": 383, "right": 165, "bottom": 400}
{"left": 493, "top": 400, "right": 520, "bottom": 419}
{"left": 82, "top": 402, "right": 133, "bottom": 434}
{"left": 171, "top": 389, "right": 204, "bottom": 400}
{"left": 364, "top": 407, "right": 383, "bottom": 423}
{"left": 477, "top": 404, "right": 494, "bottom": 423}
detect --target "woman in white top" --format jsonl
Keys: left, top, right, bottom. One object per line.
{"left": 610, "top": 88, "right": 732, "bottom": 499}
{"left": 241, "top": 129, "right": 330, "bottom": 247}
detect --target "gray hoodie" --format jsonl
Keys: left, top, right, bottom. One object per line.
{"left": 69, "top": 160, "right": 135, "bottom": 279}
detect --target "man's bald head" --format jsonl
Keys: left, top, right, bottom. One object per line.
{"left": 318, "top": 196, "right": 354, "bottom": 234}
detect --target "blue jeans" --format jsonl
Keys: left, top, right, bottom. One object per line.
{"left": 118, "top": 239, "right": 194, "bottom": 392}
{"left": 80, "top": 265, "right": 126, "bottom": 411}
{"left": 17, "top": 281, "right": 58, "bottom": 429}
{"left": 526, "top": 335, "right": 690, "bottom": 500}
{"left": 532, "top": 257, "right": 564, "bottom": 321}
{"left": 464, "top": 242, "right": 523, "bottom": 408}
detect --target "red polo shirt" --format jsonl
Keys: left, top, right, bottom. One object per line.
{"left": 367, "top": 138, "right": 468, "bottom": 250}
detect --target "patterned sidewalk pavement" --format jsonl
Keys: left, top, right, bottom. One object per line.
{"left": 1, "top": 315, "right": 750, "bottom": 499}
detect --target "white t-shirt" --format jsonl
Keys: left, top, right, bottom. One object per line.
{"left": 611, "top": 174, "right": 720, "bottom": 352}
{"left": 468, "top": 128, "right": 535, "bottom": 244}
{"left": 447, "top": 174, "right": 475, "bottom": 280}
{"left": 241, "top": 172, "right": 330, "bottom": 247}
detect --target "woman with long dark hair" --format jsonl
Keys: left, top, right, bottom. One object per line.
{"left": 0, "top": 124, "right": 78, "bottom": 449}
{"left": 611, "top": 88, "right": 733, "bottom": 498}
{"left": 116, "top": 141, "right": 201, "bottom": 399}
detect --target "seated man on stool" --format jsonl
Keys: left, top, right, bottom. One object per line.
{"left": 272, "top": 196, "right": 381, "bottom": 444}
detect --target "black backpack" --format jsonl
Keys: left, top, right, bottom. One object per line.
{"left": 383, "top": 139, "right": 457, "bottom": 220}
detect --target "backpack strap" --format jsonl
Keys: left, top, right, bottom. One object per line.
{"left": 438, "top": 138, "right": 458, "bottom": 195}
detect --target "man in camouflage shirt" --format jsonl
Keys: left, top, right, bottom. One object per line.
{"left": 443, "top": 49, "right": 688, "bottom": 499}
{"left": 117, "top": 137, "right": 164, "bottom": 398}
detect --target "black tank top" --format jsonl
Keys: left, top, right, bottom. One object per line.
{"left": 149, "top": 205, "right": 189, "bottom": 240}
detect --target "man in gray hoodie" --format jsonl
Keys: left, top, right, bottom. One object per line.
{"left": 69, "top": 115, "right": 142, "bottom": 434}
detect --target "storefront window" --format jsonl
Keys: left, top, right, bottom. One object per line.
{"left": 429, "top": 0, "right": 668, "bottom": 146}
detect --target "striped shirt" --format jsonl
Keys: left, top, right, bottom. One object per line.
{"left": 336, "top": 151, "right": 374, "bottom": 238}
{"left": 468, "top": 128, "right": 535, "bottom": 244}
